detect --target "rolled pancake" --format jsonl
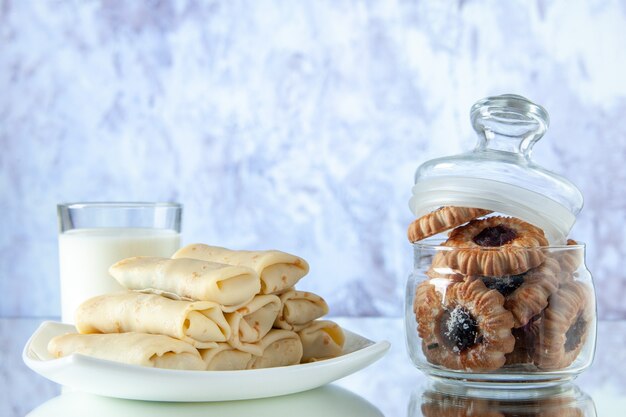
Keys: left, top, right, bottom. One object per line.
{"left": 200, "top": 343, "right": 252, "bottom": 371}
{"left": 225, "top": 294, "right": 281, "bottom": 355}
{"left": 48, "top": 332, "right": 205, "bottom": 370}
{"left": 75, "top": 291, "right": 230, "bottom": 348}
{"left": 274, "top": 289, "right": 329, "bottom": 331}
{"left": 298, "top": 320, "right": 345, "bottom": 363}
{"left": 173, "top": 244, "right": 309, "bottom": 294}
{"left": 247, "top": 330, "right": 303, "bottom": 369}
{"left": 109, "top": 256, "right": 260, "bottom": 308}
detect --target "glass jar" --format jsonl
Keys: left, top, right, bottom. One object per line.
{"left": 404, "top": 95, "right": 596, "bottom": 387}
{"left": 406, "top": 240, "right": 596, "bottom": 387}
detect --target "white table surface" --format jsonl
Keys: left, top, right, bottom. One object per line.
{"left": 2, "top": 317, "right": 625, "bottom": 416}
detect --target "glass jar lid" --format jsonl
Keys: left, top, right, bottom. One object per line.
{"left": 408, "top": 94, "right": 583, "bottom": 243}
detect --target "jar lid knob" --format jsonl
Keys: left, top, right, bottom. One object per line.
{"left": 470, "top": 94, "right": 549, "bottom": 157}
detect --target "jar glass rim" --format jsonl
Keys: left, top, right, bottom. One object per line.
{"left": 412, "top": 237, "right": 584, "bottom": 250}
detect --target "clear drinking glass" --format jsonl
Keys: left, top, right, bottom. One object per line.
{"left": 57, "top": 202, "right": 182, "bottom": 323}
{"left": 405, "top": 240, "right": 596, "bottom": 388}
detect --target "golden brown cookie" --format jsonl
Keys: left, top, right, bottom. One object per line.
{"left": 415, "top": 278, "right": 515, "bottom": 371}
{"left": 438, "top": 216, "right": 548, "bottom": 276}
{"left": 482, "top": 257, "right": 561, "bottom": 328}
{"left": 414, "top": 281, "right": 446, "bottom": 368}
{"left": 551, "top": 239, "right": 584, "bottom": 283}
{"left": 427, "top": 249, "right": 459, "bottom": 278}
{"left": 407, "top": 207, "right": 492, "bottom": 243}
{"left": 413, "top": 280, "right": 445, "bottom": 333}
{"left": 424, "top": 266, "right": 466, "bottom": 282}
{"left": 532, "top": 281, "right": 594, "bottom": 370}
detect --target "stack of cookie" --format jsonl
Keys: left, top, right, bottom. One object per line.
{"left": 408, "top": 207, "right": 593, "bottom": 372}
{"left": 48, "top": 244, "right": 344, "bottom": 371}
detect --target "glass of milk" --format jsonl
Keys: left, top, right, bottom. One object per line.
{"left": 57, "top": 202, "right": 182, "bottom": 323}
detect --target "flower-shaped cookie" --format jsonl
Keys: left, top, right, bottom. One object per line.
{"left": 414, "top": 278, "right": 515, "bottom": 371}
{"left": 478, "top": 257, "right": 561, "bottom": 328}
{"left": 436, "top": 216, "right": 548, "bottom": 276}
{"left": 407, "top": 206, "right": 491, "bottom": 243}
{"left": 532, "top": 281, "right": 594, "bottom": 370}
{"left": 551, "top": 239, "right": 584, "bottom": 283}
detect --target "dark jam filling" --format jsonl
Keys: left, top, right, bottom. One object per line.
{"left": 439, "top": 305, "right": 480, "bottom": 353}
{"left": 481, "top": 274, "right": 526, "bottom": 297}
{"left": 472, "top": 225, "right": 518, "bottom": 247}
{"left": 565, "top": 315, "right": 586, "bottom": 352}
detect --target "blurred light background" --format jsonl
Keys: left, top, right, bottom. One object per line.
{"left": 1, "top": 0, "right": 625, "bottom": 318}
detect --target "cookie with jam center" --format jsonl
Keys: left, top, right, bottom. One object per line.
{"left": 414, "top": 277, "right": 515, "bottom": 371}
{"left": 479, "top": 257, "right": 562, "bottom": 328}
{"left": 435, "top": 216, "right": 548, "bottom": 276}
{"left": 532, "top": 281, "right": 594, "bottom": 370}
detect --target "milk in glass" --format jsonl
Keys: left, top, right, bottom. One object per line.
{"left": 58, "top": 228, "right": 180, "bottom": 323}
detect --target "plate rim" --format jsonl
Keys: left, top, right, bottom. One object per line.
{"left": 22, "top": 320, "right": 391, "bottom": 400}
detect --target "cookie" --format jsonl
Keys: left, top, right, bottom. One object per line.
{"left": 551, "top": 239, "right": 583, "bottom": 283}
{"left": 532, "top": 281, "right": 593, "bottom": 370}
{"left": 413, "top": 280, "right": 445, "bottom": 334}
{"left": 437, "top": 216, "right": 548, "bottom": 276}
{"left": 424, "top": 266, "right": 466, "bottom": 282}
{"left": 415, "top": 278, "right": 515, "bottom": 371}
{"left": 407, "top": 207, "right": 492, "bottom": 243}
{"left": 482, "top": 257, "right": 561, "bottom": 328}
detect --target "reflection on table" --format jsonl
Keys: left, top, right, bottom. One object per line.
{"left": 27, "top": 384, "right": 383, "bottom": 417}
{"left": 408, "top": 381, "right": 596, "bottom": 417}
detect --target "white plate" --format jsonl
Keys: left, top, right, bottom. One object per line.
{"left": 23, "top": 321, "right": 390, "bottom": 402}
